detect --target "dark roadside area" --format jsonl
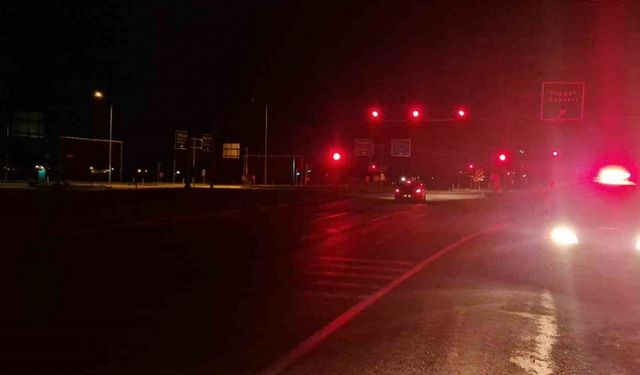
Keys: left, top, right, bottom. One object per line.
{"left": 0, "top": 186, "right": 503, "bottom": 374}
{"left": 0, "top": 186, "right": 352, "bottom": 231}
{"left": 1, "top": 187, "right": 356, "bottom": 374}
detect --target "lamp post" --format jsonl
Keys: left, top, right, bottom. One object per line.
{"left": 264, "top": 104, "right": 268, "bottom": 185}
{"left": 93, "top": 90, "right": 113, "bottom": 184}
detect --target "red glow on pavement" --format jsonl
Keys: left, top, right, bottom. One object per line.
{"left": 258, "top": 226, "right": 505, "bottom": 375}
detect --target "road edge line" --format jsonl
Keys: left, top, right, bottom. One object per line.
{"left": 257, "top": 223, "right": 507, "bottom": 375}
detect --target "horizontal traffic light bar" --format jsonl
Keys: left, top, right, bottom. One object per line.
{"left": 368, "top": 107, "right": 469, "bottom": 122}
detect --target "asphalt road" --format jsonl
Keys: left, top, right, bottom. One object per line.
{"left": 5, "top": 190, "right": 640, "bottom": 374}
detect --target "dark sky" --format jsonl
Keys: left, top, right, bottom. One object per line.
{"left": 2, "top": 1, "right": 640, "bottom": 168}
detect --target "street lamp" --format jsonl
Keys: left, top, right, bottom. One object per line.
{"left": 93, "top": 90, "right": 114, "bottom": 184}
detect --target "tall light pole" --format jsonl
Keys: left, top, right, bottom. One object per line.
{"left": 264, "top": 104, "right": 268, "bottom": 185}
{"left": 94, "top": 90, "right": 113, "bottom": 184}
{"left": 4, "top": 124, "right": 9, "bottom": 181}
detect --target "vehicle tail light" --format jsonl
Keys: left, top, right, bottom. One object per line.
{"left": 395, "top": 188, "right": 400, "bottom": 193}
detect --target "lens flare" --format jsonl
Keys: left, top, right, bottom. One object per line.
{"left": 550, "top": 226, "right": 579, "bottom": 246}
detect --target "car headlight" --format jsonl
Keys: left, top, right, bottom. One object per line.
{"left": 550, "top": 226, "right": 579, "bottom": 246}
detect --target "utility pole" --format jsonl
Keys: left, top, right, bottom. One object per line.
{"left": 244, "top": 147, "right": 249, "bottom": 179}
{"left": 119, "top": 142, "right": 123, "bottom": 182}
{"left": 108, "top": 104, "right": 113, "bottom": 184}
{"left": 300, "top": 156, "right": 304, "bottom": 186}
{"left": 264, "top": 104, "right": 268, "bottom": 185}
{"left": 3, "top": 125, "right": 9, "bottom": 181}
{"left": 192, "top": 138, "right": 197, "bottom": 185}
{"left": 292, "top": 155, "right": 296, "bottom": 185}
{"left": 172, "top": 150, "right": 177, "bottom": 183}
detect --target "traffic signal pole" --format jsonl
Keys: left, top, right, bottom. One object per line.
{"left": 3, "top": 125, "right": 8, "bottom": 181}
{"left": 264, "top": 104, "right": 268, "bottom": 185}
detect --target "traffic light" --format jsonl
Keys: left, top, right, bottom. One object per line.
{"left": 468, "top": 163, "right": 474, "bottom": 170}
{"left": 369, "top": 108, "right": 381, "bottom": 120}
{"left": 552, "top": 150, "right": 559, "bottom": 157}
{"left": 498, "top": 153, "right": 507, "bottom": 162}
{"left": 455, "top": 107, "right": 467, "bottom": 120}
{"left": 332, "top": 152, "right": 342, "bottom": 161}
{"left": 409, "top": 108, "right": 422, "bottom": 121}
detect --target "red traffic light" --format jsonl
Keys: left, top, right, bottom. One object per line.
{"left": 371, "top": 164, "right": 377, "bottom": 170}
{"left": 332, "top": 152, "right": 342, "bottom": 161}
{"left": 468, "top": 163, "right": 474, "bottom": 169}
{"left": 455, "top": 107, "right": 468, "bottom": 120}
{"left": 370, "top": 109, "right": 381, "bottom": 120}
{"left": 552, "top": 150, "right": 559, "bottom": 157}
{"left": 498, "top": 153, "right": 507, "bottom": 162}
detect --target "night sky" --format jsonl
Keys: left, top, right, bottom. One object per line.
{"left": 2, "top": 1, "right": 640, "bottom": 170}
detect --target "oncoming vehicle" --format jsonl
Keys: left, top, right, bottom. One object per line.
{"left": 543, "top": 164, "right": 640, "bottom": 251}
{"left": 394, "top": 177, "right": 427, "bottom": 202}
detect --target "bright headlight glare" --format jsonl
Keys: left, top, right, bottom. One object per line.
{"left": 550, "top": 226, "right": 579, "bottom": 246}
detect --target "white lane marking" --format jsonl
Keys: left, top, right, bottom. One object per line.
{"left": 306, "top": 280, "right": 383, "bottom": 290}
{"left": 316, "top": 211, "right": 349, "bottom": 221}
{"left": 309, "top": 256, "right": 416, "bottom": 267}
{"left": 303, "top": 271, "right": 396, "bottom": 281}
{"left": 258, "top": 224, "right": 506, "bottom": 375}
{"left": 509, "top": 291, "right": 558, "bottom": 375}
{"left": 306, "top": 262, "right": 410, "bottom": 274}
{"left": 299, "top": 290, "right": 368, "bottom": 301}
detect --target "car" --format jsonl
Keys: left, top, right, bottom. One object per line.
{"left": 539, "top": 164, "right": 640, "bottom": 250}
{"left": 394, "top": 178, "right": 427, "bottom": 202}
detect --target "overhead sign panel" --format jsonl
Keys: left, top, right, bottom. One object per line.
{"left": 202, "top": 134, "right": 213, "bottom": 152}
{"left": 223, "top": 143, "right": 240, "bottom": 159}
{"left": 175, "top": 130, "right": 189, "bottom": 150}
{"left": 354, "top": 138, "right": 374, "bottom": 157}
{"left": 540, "top": 82, "right": 585, "bottom": 121}
{"left": 391, "top": 139, "right": 411, "bottom": 157}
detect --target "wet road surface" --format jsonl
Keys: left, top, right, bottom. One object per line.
{"left": 5, "top": 191, "right": 640, "bottom": 374}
